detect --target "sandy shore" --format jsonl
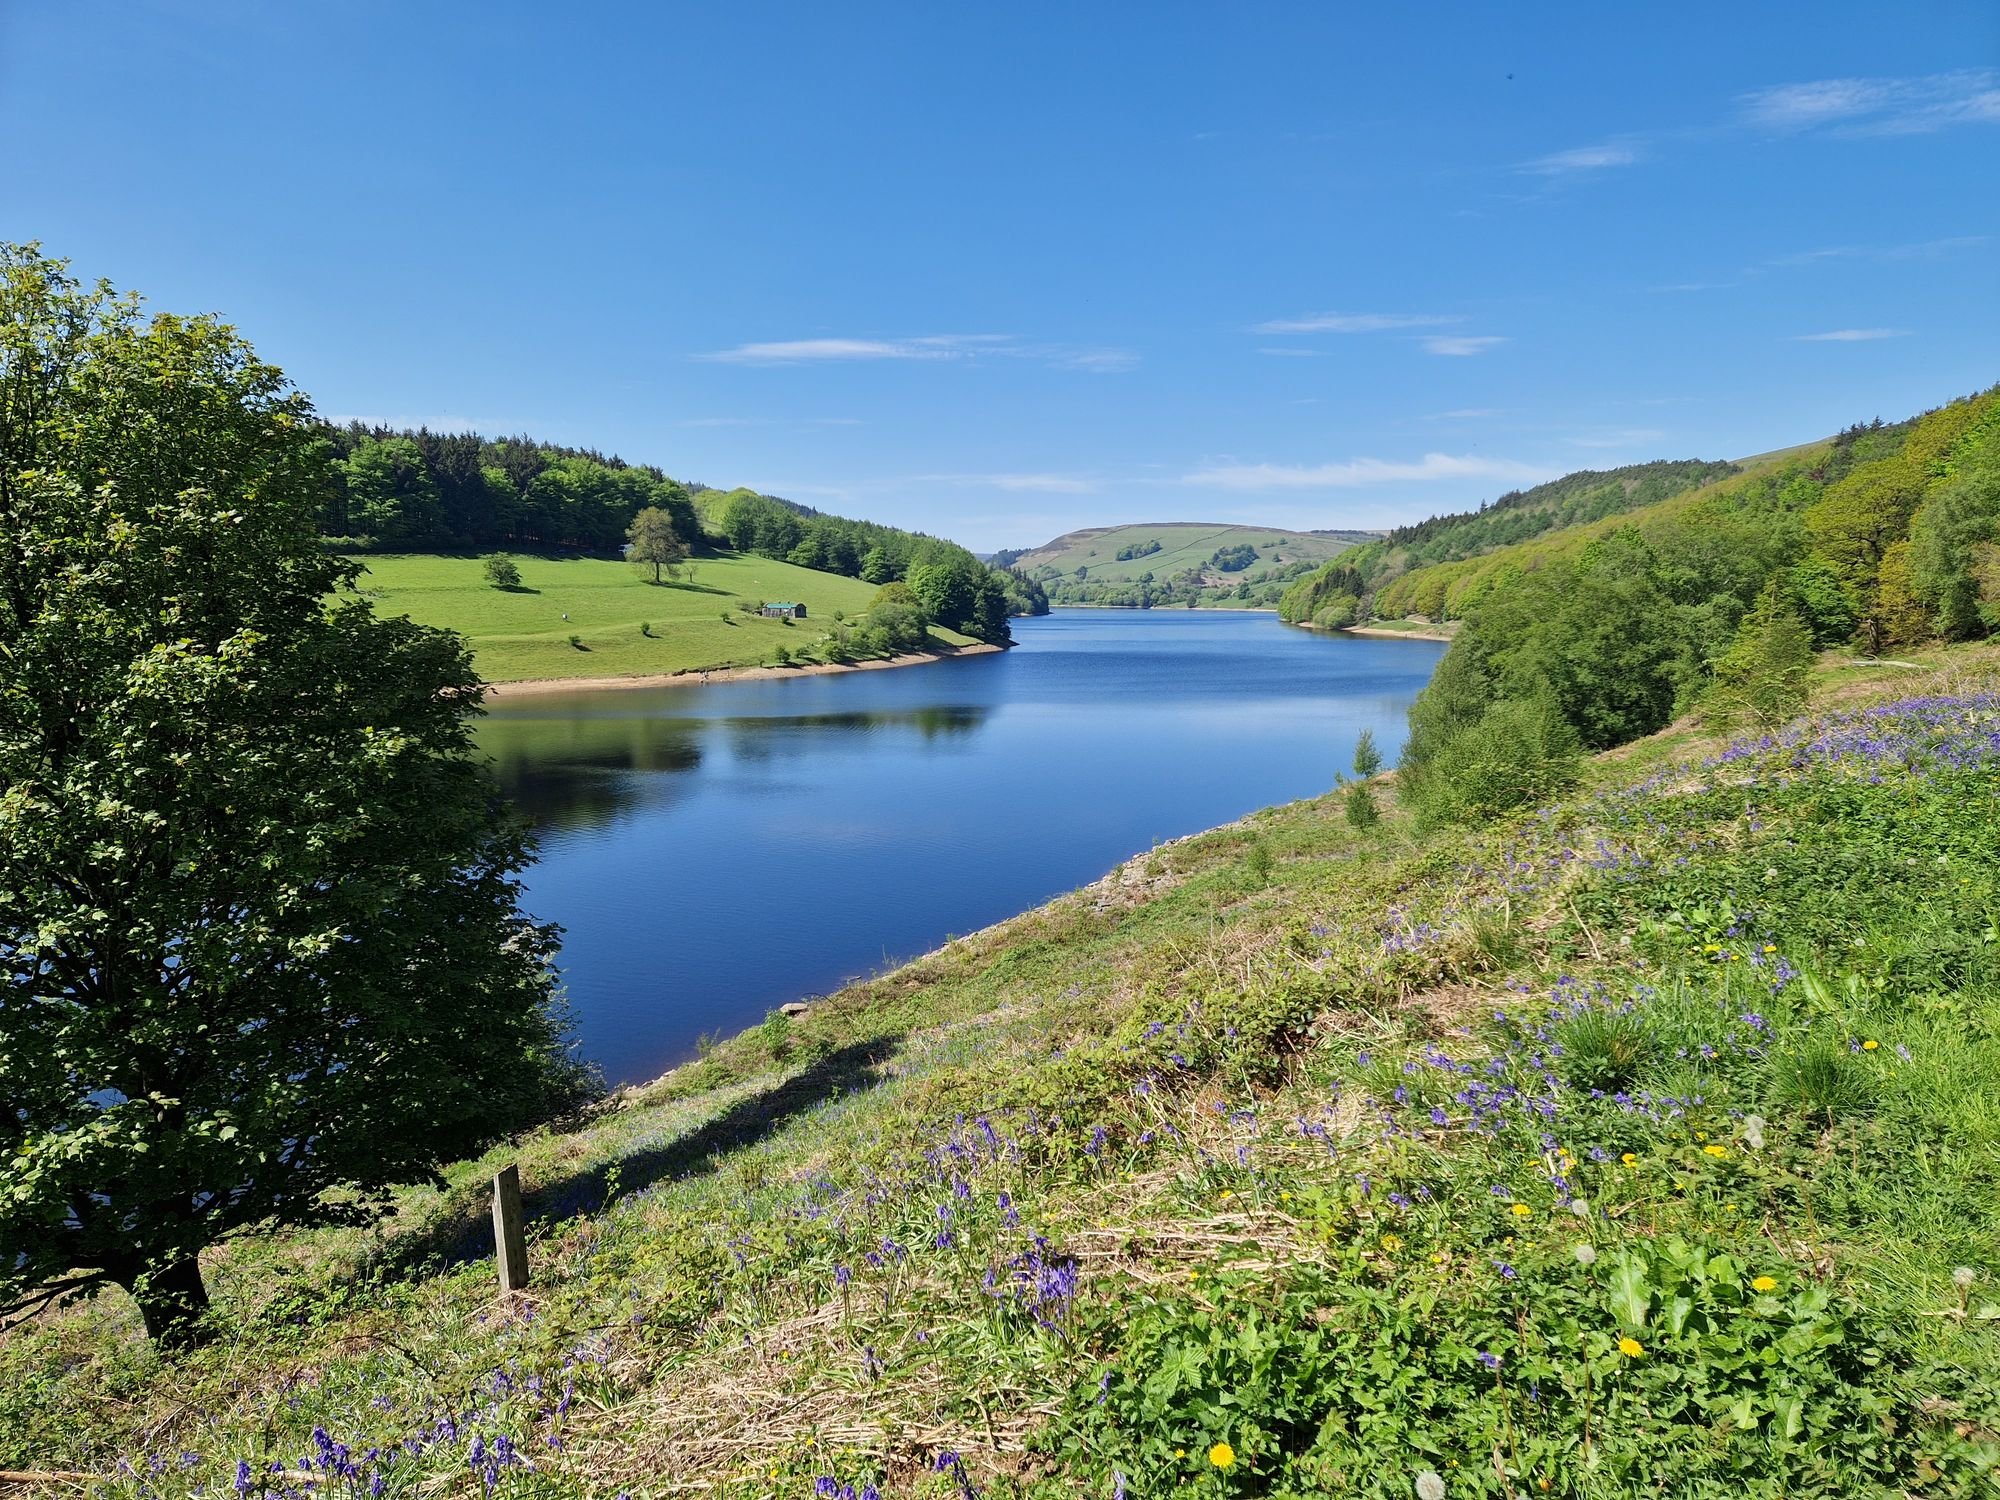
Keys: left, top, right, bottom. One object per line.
{"left": 1287, "top": 618, "right": 1454, "bottom": 642}
{"left": 484, "top": 642, "right": 1006, "bottom": 698}
{"left": 1339, "top": 623, "right": 1453, "bottom": 642}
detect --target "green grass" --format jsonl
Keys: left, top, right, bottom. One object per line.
{"left": 348, "top": 551, "right": 977, "bottom": 683}
{"left": 1016, "top": 522, "right": 1373, "bottom": 587}
{"left": 7, "top": 646, "right": 2000, "bottom": 1495}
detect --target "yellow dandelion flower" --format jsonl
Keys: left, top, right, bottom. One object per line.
{"left": 1703, "top": 1144, "right": 1727, "bottom": 1158}
{"left": 1620, "top": 1152, "right": 1638, "bottom": 1166}
{"left": 1209, "top": 1443, "right": 1236, "bottom": 1470}
{"left": 1381, "top": 1233, "right": 1403, "bottom": 1252}
{"left": 1751, "top": 1275, "right": 1777, "bottom": 1292}
{"left": 1174, "top": 1449, "right": 1186, "bottom": 1460}
{"left": 1762, "top": 944, "right": 1778, "bottom": 954}
{"left": 1618, "top": 1336, "right": 1645, "bottom": 1357}
{"left": 1862, "top": 1039, "right": 1880, "bottom": 1051}
{"left": 1511, "top": 1202, "right": 1532, "bottom": 1218}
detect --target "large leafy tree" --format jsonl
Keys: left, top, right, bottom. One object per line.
{"left": 626, "top": 504, "right": 688, "bottom": 583}
{"left": 0, "top": 247, "right": 586, "bottom": 1348}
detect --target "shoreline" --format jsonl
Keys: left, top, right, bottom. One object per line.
{"left": 1337, "top": 623, "right": 1453, "bottom": 642}
{"left": 1288, "top": 617, "right": 1455, "bottom": 642}
{"left": 484, "top": 641, "right": 1006, "bottom": 698}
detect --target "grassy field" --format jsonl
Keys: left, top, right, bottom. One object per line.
{"left": 347, "top": 552, "right": 976, "bottom": 683}
{"left": 6, "top": 644, "right": 2000, "bottom": 1496}
{"left": 1014, "top": 522, "right": 1375, "bottom": 587}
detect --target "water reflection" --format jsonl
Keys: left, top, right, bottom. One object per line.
{"left": 482, "top": 704, "right": 992, "bottom": 829}
{"left": 479, "top": 611, "right": 1443, "bottom": 1084}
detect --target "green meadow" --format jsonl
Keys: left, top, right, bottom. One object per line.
{"left": 346, "top": 551, "right": 978, "bottom": 683}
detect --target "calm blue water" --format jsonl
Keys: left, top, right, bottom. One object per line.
{"left": 478, "top": 609, "right": 1443, "bottom": 1085}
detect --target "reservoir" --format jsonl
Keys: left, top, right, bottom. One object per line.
{"left": 478, "top": 609, "right": 1444, "bottom": 1085}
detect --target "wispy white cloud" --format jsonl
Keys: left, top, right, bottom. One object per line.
{"left": 1793, "top": 328, "right": 1910, "bottom": 342}
{"left": 1422, "top": 335, "right": 1507, "bottom": 357}
{"left": 1768, "top": 235, "right": 1989, "bottom": 267}
{"left": 1253, "top": 311, "right": 1457, "bottom": 334}
{"left": 697, "top": 335, "right": 1009, "bottom": 365}
{"left": 1519, "top": 143, "right": 1640, "bottom": 175}
{"left": 1183, "top": 452, "right": 1558, "bottom": 491}
{"left": 1053, "top": 349, "right": 1142, "bottom": 374}
{"left": 697, "top": 334, "right": 1136, "bottom": 372}
{"left": 1656, "top": 235, "right": 1985, "bottom": 294}
{"left": 1740, "top": 70, "right": 2000, "bottom": 135}
{"left": 916, "top": 472, "right": 1100, "bottom": 494}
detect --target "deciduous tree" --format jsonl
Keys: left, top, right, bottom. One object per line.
{"left": 627, "top": 504, "right": 688, "bottom": 583}
{"left": 0, "top": 247, "right": 585, "bottom": 1348}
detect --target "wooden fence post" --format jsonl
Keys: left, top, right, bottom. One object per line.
{"left": 492, "top": 1164, "right": 528, "bottom": 1294}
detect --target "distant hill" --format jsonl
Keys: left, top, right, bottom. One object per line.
{"left": 1012, "top": 522, "right": 1381, "bottom": 609}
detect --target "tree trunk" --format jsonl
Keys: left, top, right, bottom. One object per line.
{"left": 119, "top": 1254, "right": 214, "bottom": 1350}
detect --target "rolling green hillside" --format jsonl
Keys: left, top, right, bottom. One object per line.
{"left": 349, "top": 552, "right": 977, "bottom": 684}
{"left": 1281, "top": 391, "right": 2000, "bottom": 650}
{"left": 1334, "top": 460, "right": 1741, "bottom": 598}
{"left": 1016, "top": 522, "right": 1378, "bottom": 608}
{"left": 9, "top": 642, "right": 2000, "bottom": 1495}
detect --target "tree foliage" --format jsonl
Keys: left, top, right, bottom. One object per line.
{"left": 1352, "top": 729, "right": 1383, "bottom": 779}
{"left": 0, "top": 246, "right": 586, "bottom": 1347}
{"left": 626, "top": 504, "right": 688, "bottom": 584}
{"left": 1288, "top": 389, "right": 2000, "bottom": 823}
{"left": 1706, "top": 580, "right": 1817, "bottom": 729}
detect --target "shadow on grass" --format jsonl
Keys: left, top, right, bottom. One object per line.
{"left": 643, "top": 579, "right": 731, "bottom": 596}
{"left": 493, "top": 584, "right": 543, "bottom": 595}
{"left": 371, "top": 1034, "right": 904, "bottom": 1279}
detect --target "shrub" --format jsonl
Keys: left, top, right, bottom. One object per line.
{"left": 1707, "top": 582, "right": 1816, "bottom": 728}
{"left": 1408, "top": 695, "right": 1581, "bottom": 830}
{"left": 481, "top": 553, "right": 522, "bottom": 589}
{"left": 1342, "top": 781, "right": 1379, "bottom": 828}
{"left": 1243, "top": 838, "right": 1275, "bottom": 887}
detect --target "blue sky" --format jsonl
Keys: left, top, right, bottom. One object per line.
{"left": 3, "top": 2, "right": 1996, "bottom": 551}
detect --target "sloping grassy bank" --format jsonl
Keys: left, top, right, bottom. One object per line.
{"left": 349, "top": 552, "right": 978, "bottom": 684}
{"left": 4, "top": 649, "right": 2000, "bottom": 1497}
